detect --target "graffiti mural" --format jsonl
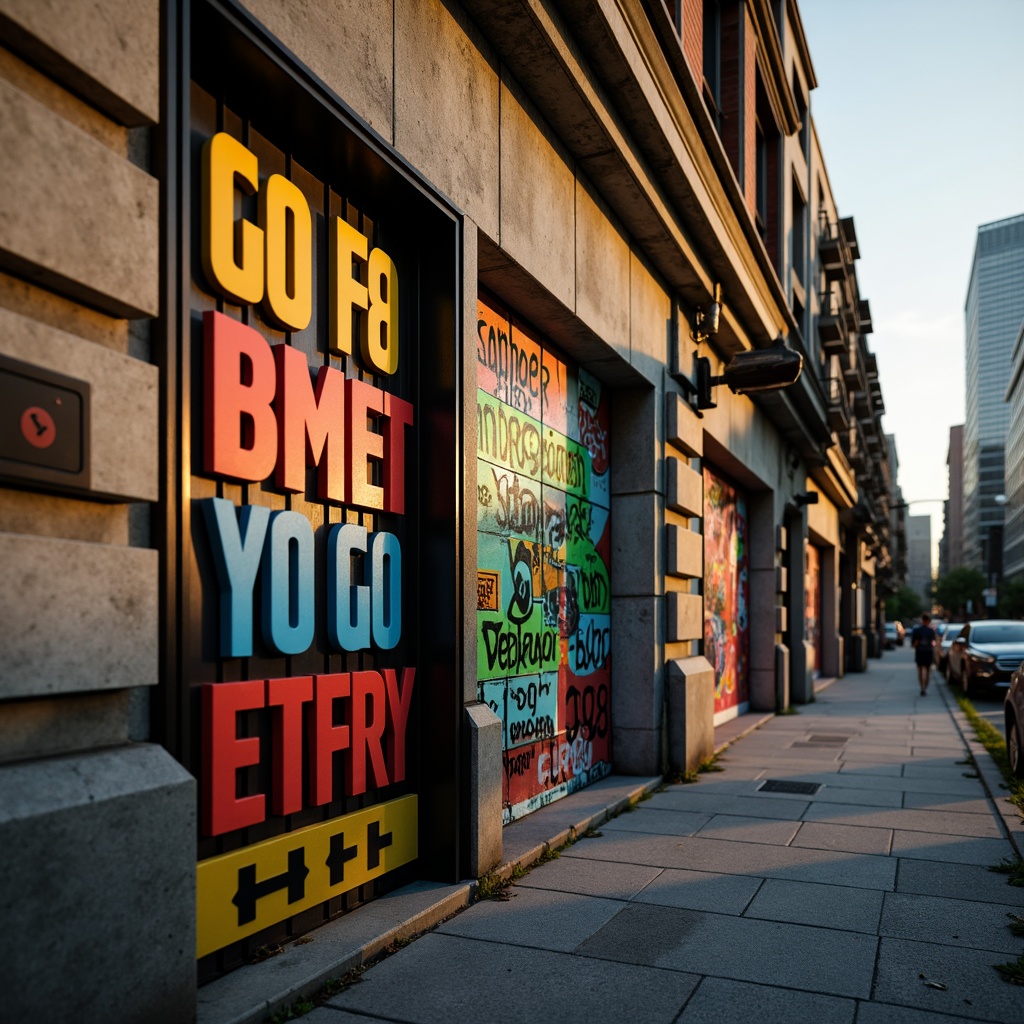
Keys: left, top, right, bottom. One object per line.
{"left": 805, "top": 543, "right": 822, "bottom": 677}
{"left": 477, "top": 297, "right": 612, "bottom": 822}
{"left": 703, "top": 467, "right": 749, "bottom": 720}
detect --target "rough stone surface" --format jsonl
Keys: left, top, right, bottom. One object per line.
{"left": 666, "top": 522, "right": 703, "bottom": 578}
{"left": 0, "top": 79, "right": 159, "bottom": 317}
{"left": 0, "top": 532, "right": 158, "bottom": 698}
{"left": 610, "top": 595, "right": 661, "bottom": 731}
{"left": 499, "top": 76, "right": 575, "bottom": 309}
{"left": 395, "top": 1, "right": 498, "bottom": 237}
{"left": 666, "top": 591, "right": 703, "bottom": 642}
{"left": 633, "top": 867, "right": 762, "bottom": 915}
{"left": 463, "top": 702, "right": 502, "bottom": 877}
{"left": 0, "top": 0, "right": 159, "bottom": 124}
{"left": 677, "top": 977, "right": 856, "bottom": 1024}
{"left": 666, "top": 391, "right": 703, "bottom": 456}
{"left": 666, "top": 456, "right": 703, "bottom": 518}
{"left": 610, "top": 492, "right": 660, "bottom": 596}
{"left": 629, "top": 249, "right": 670, "bottom": 383}
{"left": 744, "top": 878, "right": 884, "bottom": 933}
{"left": 0, "top": 745, "right": 195, "bottom": 1023}
{"left": 0, "top": 307, "right": 159, "bottom": 500}
{"left": 241, "top": 0, "right": 393, "bottom": 138}
{"left": 667, "top": 655, "right": 715, "bottom": 772}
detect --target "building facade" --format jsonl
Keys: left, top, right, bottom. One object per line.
{"left": 906, "top": 514, "right": 932, "bottom": 608}
{"left": 0, "top": 0, "right": 894, "bottom": 1017}
{"left": 963, "top": 214, "right": 1024, "bottom": 571}
{"left": 1005, "top": 323, "right": 1024, "bottom": 579}
{"left": 940, "top": 423, "right": 965, "bottom": 576}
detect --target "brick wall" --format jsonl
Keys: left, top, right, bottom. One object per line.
{"left": 682, "top": 0, "right": 702, "bottom": 83}
{"left": 719, "top": 1, "right": 741, "bottom": 180}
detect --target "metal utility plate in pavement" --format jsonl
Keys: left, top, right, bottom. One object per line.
{"left": 758, "top": 779, "right": 823, "bottom": 795}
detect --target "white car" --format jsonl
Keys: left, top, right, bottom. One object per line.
{"left": 936, "top": 623, "right": 965, "bottom": 672}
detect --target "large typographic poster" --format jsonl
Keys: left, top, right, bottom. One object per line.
{"left": 703, "top": 466, "right": 749, "bottom": 722}
{"left": 805, "top": 542, "right": 822, "bottom": 677}
{"left": 476, "top": 297, "right": 612, "bottom": 822}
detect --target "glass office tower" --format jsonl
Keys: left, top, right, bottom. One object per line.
{"left": 963, "top": 213, "right": 1024, "bottom": 573}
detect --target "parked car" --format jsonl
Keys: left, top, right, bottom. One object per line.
{"left": 946, "top": 620, "right": 1024, "bottom": 698}
{"left": 883, "top": 623, "right": 899, "bottom": 650}
{"left": 1007, "top": 663, "right": 1024, "bottom": 776}
{"left": 934, "top": 623, "right": 965, "bottom": 672}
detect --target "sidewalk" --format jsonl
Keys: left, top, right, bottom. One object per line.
{"left": 209, "top": 652, "right": 1024, "bottom": 1023}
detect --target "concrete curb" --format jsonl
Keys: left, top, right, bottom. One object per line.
{"left": 936, "top": 678, "right": 1024, "bottom": 860}
{"left": 197, "top": 774, "right": 661, "bottom": 1024}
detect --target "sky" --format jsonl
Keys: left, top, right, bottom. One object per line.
{"left": 799, "top": 0, "right": 1024, "bottom": 569}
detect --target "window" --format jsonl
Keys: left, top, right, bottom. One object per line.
{"left": 792, "top": 176, "right": 806, "bottom": 285}
{"left": 755, "top": 120, "right": 768, "bottom": 237}
{"left": 794, "top": 71, "right": 809, "bottom": 155}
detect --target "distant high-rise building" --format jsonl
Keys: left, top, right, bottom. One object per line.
{"left": 963, "top": 214, "right": 1024, "bottom": 571}
{"left": 906, "top": 515, "right": 933, "bottom": 608}
{"left": 941, "top": 424, "right": 965, "bottom": 574}
{"left": 1005, "top": 318, "right": 1024, "bottom": 579}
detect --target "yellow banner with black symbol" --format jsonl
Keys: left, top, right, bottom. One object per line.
{"left": 196, "top": 794, "right": 417, "bottom": 958}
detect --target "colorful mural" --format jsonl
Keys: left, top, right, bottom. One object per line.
{"left": 476, "top": 297, "right": 612, "bottom": 823}
{"left": 805, "top": 543, "right": 822, "bottom": 677}
{"left": 703, "top": 467, "right": 749, "bottom": 719}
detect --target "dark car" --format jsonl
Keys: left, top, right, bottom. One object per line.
{"left": 946, "top": 620, "right": 1024, "bottom": 698}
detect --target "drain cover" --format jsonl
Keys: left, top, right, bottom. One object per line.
{"left": 758, "top": 779, "right": 822, "bottom": 795}
{"left": 808, "top": 735, "right": 853, "bottom": 744}
{"left": 790, "top": 741, "right": 843, "bottom": 749}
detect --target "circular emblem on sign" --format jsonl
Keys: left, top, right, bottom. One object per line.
{"left": 20, "top": 406, "right": 57, "bottom": 449}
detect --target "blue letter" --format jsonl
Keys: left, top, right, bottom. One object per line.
{"left": 370, "top": 531, "right": 401, "bottom": 650}
{"left": 261, "top": 510, "right": 315, "bottom": 655}
{"left": 327, "top": 523, "right": 371, "bottom": 651}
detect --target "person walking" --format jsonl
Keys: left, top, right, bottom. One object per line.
{"left": 910, "top": 613, "right": 938, "bottom": 695}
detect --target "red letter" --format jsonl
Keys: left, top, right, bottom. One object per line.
{"left": 202, "top": 680, "right": 266, "bottom": 836}
{"left": 346, "top": 378, "right": 385, "bottom": 510}
{"left": 309, "top": 673, "right": 351, "bottom": 806}
{"left": 383, "top": 667, "right": 416, "bottom": 783}
{"left": 266, "top": 675, "right": 313, "bottom": 816}
{"left": 204, "top": 311, "right": 277, "bottom": 481}
{"left": 346, "top": 670, "right": 389, "bottom": 795}
{"left": 383, "top": 394, "right": 414, "bottom": 514}
{"left": 273, "top": 344, "right": 346, "bottom": 501}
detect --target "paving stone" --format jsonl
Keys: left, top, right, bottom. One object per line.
{"left": 325, "top": 933, "right": 699, "bottom": 1023}
{"left": 903, "top": 764, "right": 984, "bottom": 781}
{"left": 743, "top": 876, "right": 884, "bottom": 933}
{"left": 838, "top": 763, "right": 904, "bottom": 776}
{"left": 436, "top": 886, "right": 624, "bottom": 952}
{"left": 890, "top": 831, "right": 1014, "bottom": 867}
{"left": 649, "top": 791, "right": 808, "bottom": 821}
{"left": 576, "top": 904, "right": 878, "bottom": 998}
{"left": 873, "top": 936, "right": 1024, "bottom": 1022}
{"left": 896, "top": 859, "right": 1024, "bottom": 906}
{"left": 514, "top": 856, "right": 662, "bottom": 901}
{"left": 901, "top": 792, "right": 996, "bottom": 815}
{"left": 602, "top": 807, "right": 711, "bottom": 836}
{"left": 791, "top": 821, "right": 893, "bottom": 855}
{"left": 880, "top": 892, "right": 1024, "bottom": 954}
{"left": 632, "top": 868, "right": 763, "bottom": 914}
{"left": 675, "top": 977, "right": 856, "bottom": 1024}
{"left": 854, "top": 1002, "right": 997, "bottom": 1024}
{"left": 563, "top": 832, "right": 897, "bottom": 890}
{"left": 802, "top": 803, "right": 1002, "bottom": 839}
{"left": 803, "top": 786, "right": 904, "bottom": 809}
{"left": 693, "top": 814, "right": 801, "bottom": 845}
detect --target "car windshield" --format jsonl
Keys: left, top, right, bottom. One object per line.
{"left": 969, "top": 623, "right": 1024, "bottom": 644}
{"left": 943, "top": 625, "right": 964, "bottom": 642}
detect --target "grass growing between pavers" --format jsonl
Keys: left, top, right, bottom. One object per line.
{"left": 952, "top": 687, "right": 1024, "bottom": 985}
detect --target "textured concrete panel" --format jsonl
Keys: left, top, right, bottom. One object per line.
{"left": 499, "top": 77, "right": 574, "bottom": 307}
{"left": 0, "top": 532, "right": 158, "bottom": 698}
{"left": 0, "top": 80, "right": 158, "bottom": 317}
{"left": 437, "top": 886, "right": 624, "bottom": 951}
{"left": 575, "top": 177, "right": 629, "bottom": 352}
{"left": 666, "top": 456, "right": 702, "bottom": 518}
{"left": 0, "top": 0, "right": 159, "bottom": 124}
{"left": 895, "top": 858, "right": 1024, "bottom": 906}
{"left": 463, "top": 702, "right": 502, "bottom": 877}
{"left": 0, "top": 307, "right": 158, "bottom": 500}
{"left": 633, "top": 866, "right": 761, "bottom": 915}
{"left": 0, "top": 745, "right": 195, "bottom": 1023}
{"left": 666, "top": 591, "right": 703, "bottom": 642}
{"left": 880, "top": 892, "right": 1024, "bottom": 954}
{"left": 327, "top": 932, "right": 700, "bottom": 1023}
{"left": 241, "top": 0, "right": 393, "bottom": 138}
{"left": 666, "top": 655, "right": 714, "bottom": 773}
{"left": 666, "top": 391, "right": 702, "bottom": 456}
{"left": 395, "top": 2, "right": 498, "bottom": 237}
{"left": 602, "top": 807, "right": 710, "bottom": 836}
{"left": 666, "top": 523, "right": 702, "bottom": 578}
{"left": 514, "top": 856, "right": 662, "bottom": 902}
{"left": 694, "top": 814, "right": 800, "bottom": 846}
{"left": 611, "top": 725, "right": 661, "bottom": 775}
{"left": 610, "top": 595, "right": 661, "bottom": 731}
{"left": 0, "top": 487, "right": 128, "bottom": 545}
{"left": 0, "top": 690, "right": 128, "bottom": 765}
{"left": 610, "top": 387, "right": 659, "bottom": 496}
{"left": 629, "top": 250, "right": 670, "bottom": 384}
{"left": 677, "top": 977, "right": 855, "bottom": 1024}
{"left": 791, "top": 821, "right": 893, "bottom": 854}
{"left": 577, "top": 903, "right": 878, "bottom": 998}
{"left": 610, "top": 492, "right": 659, "bottom": 596}
{"left": 745, "top": 878, "right": 884, "bottom": 933}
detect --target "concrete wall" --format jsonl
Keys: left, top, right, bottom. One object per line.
{"left": 0, "top": 4, "right": 195, "bottom": 1019}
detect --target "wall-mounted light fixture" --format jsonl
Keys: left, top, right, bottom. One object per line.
{"left": 696, "top": 336, "right": 804, "bottom": 410}
{"left": 794, "top": 492, "right": 819, "bottom": 508}
{"left": 692, "top": 282, "right": 722, "bottom": 345}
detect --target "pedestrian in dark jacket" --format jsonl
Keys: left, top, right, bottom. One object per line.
{"left": 911, "top": 613, "right": 937, "bottom": 696}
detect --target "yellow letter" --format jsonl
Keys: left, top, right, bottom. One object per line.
{"left": 259, "top": 174, "right": 312, "bottom": 331}
{"left": 329, "top": 217, "right": 369, "bottom": 357}
{"left": 364, "top": 247, "right": 399, "bottom": 375}
{"left": 201, "top": 132, "right": 263, "bottom": 306}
